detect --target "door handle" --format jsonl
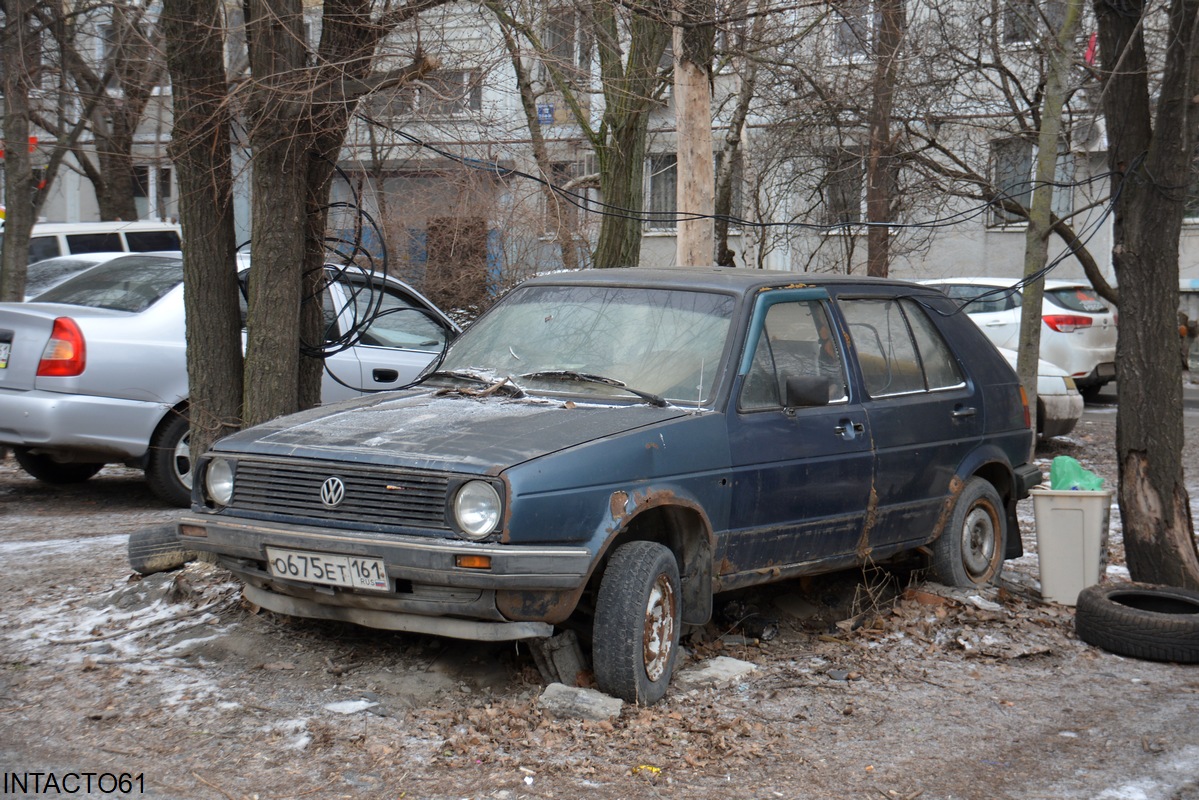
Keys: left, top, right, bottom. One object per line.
{"left": 952, "top": 406, "right": 977, "bottom": 419}
{"left": 373, "top": 368, "right": 399, "bottom": 383}
{"left": 834, "top": 420, "right": 866, "bottom": 440}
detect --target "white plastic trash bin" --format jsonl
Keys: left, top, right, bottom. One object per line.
{"left": 1029, "top": 488, "right": 1113, "bottom": 606}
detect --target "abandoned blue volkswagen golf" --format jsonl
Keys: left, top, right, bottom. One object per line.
{"left": 179, "top": 268, "right": 1041, "bottom": 704}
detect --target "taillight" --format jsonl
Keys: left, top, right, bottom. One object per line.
{"left": 1043, "top": 314, "right": 1093, "bottom": 333}
{"left": 37, "top": 317, "right": 86, "bottom": 377}
{"left": 1019, "top": 385, "right": 1031, "bottom": 430}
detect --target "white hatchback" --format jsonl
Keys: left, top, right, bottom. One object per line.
{"left": 921, "top": 278, "right": 1117, "bottom": 398}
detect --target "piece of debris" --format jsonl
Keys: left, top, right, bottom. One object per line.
{"left": 536, "top": 682, "right": 623, "bottom": 721}
{"left": 323, "top": 699, "right": 378, "bottom": 714}
{"left": 674, "top": 655, "right": 757, "bottom": 691}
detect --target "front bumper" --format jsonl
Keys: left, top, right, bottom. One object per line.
{"left": 178, "top": 514, "right": 595, "bottom": 639}
{"left": 0, "top": 388, "right": 165, "bottom": 460}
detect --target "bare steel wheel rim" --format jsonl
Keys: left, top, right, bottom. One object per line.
{"left": 961, "top": 504, "right": 997, "bottom": 579}
{"left": 175, "top": 432, "right": 193, "bottom": 490}
{"left": 642, "top": 573, "right": 677, "bottom": 682}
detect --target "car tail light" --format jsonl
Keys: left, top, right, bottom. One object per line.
{"left": 1043, "top": 314, "right": 1093, "bottom": 333}
{"left": 1019, "top": 385, "right": 1031, "bottom": 429}
{"left": 37, "top": 317, "right": 86, "bottom": 377}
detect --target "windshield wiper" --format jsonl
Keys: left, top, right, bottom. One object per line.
{"left": 519, "top": 370, "right": 669, "bottom": 407}
{"left": 425, "top": 370, "right": 526, "bottom": 398}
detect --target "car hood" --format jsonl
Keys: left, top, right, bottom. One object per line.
{"left": 210, "top": 389, "right": 695, "bottom": 474}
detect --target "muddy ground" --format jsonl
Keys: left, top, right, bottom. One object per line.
{"left": 2, "top": 395, "right": 1198, "bottom": 800}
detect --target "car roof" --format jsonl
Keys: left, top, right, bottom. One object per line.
{"left": 13, "top": 221, "right": 181, "bottom": 234}
{"left": 919, "top": 276, "right": 1094, "bottom": 290}
{"left": 525, "top": 266, "right": 938, "bottom": 295}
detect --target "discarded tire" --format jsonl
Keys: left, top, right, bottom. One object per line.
{"left": 127, "top": 524, "right": 196, "bottom": 576}
{"left": 1074, "top": 582, "right": 1199, "bottom": 664}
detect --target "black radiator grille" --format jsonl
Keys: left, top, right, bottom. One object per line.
{"left": 230, "top": 458, "right": 451, "bottom": 530}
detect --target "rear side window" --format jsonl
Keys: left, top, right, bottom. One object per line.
{"left": 28, "top": 236, "right": 62, "bottom": 263}
{"left": 66, "top": 233, "right": 123, "bottom": 254}
{"left": 34, "top": 256, "right": 183, "bottom": 312}
{"left": 1045, "top": 286, "right": 1109, "bottom": 314}
{"left": 839, "top": 297, "right": 964, "bottom": 397}
{"left": 940, "top": 283, "right": 1020, "bottom": 314}
{"left": 126, "top": 230, "right": 181, "bottom": 251}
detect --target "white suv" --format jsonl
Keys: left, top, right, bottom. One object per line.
{"left": 921, "top": 277, "right": 1117, "bottom": 398}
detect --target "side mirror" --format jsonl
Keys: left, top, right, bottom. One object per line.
{"left": 784, "top": 375, "right": 832, "bottom": 408}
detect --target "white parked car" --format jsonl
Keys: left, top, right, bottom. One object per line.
{"left": 0, "top": 252, "right": 459, "bottom": 506}
{"left": 995, "top": 347, "right": 1084, "bottom": 439}
{"left": 921, "top": 278, "right": 1117, "bottom": 399}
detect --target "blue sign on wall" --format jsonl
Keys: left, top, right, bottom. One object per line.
{"left": 537, "top": 104, "right": 554, "bottom": 125}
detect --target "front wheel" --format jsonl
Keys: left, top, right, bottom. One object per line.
{"left": 932, "top": 477, "right": 1006, "bottom": 588}
{"left": 592, "top": 541, "right": 681, "bottom": 705}
{"left": 12, "top": 447, "right": 104, "bottom": 484}
{"left": 145, "top": 412, "right": 192, "bottom": 507}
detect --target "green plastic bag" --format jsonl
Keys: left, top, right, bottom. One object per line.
{"left": 1049, "top": 456, "right": 1104, "bottom": 491}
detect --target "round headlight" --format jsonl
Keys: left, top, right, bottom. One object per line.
{"left": 205, "top": 458, "right": 235, "bottom": 506}
{"left": 453, "top": 480, "right": 501, "bottom": 539}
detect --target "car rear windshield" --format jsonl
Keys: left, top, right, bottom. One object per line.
{"left": 34, "top": 256, "right": 183, "bottom": 312}
{"left": 1045, "top": 286, "right": 1110, "bottom": 314}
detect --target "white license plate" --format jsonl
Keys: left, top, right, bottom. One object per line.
{"left": 265, "top": 547, "right": 389, "bottom": 591}
{"left": 0, "top": 341, "right": 9, "bottom": 369}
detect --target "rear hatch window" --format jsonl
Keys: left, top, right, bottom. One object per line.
{"left": 1045, "top": 286, "right": 1110, "bottom": 314}
{"left": 34, "top": 255, "right": 183, "bottom": 312}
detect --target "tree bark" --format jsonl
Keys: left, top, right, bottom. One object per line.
{"left": 865, "top": 0, "right": 904, "bottom": 278}
{"left": 673, "top": 0, "right": 714, "bottom": 267}
{"left": 1094, "top": 0, "right": 1199, "bottom": 588}
{"left": 162, "top": 0, "right": 243, "bottom": 459}
{"left": 241, "top": 0, "right": 309, "bottom": 425}
{"left": 1016, "top": 0, "right": 1083, "bottom": 457}
{"left": 591, "top": 0, "right": 670, "bottom": 268}
{"left": 1, "top": 0, "right": 38, "bottom": 302}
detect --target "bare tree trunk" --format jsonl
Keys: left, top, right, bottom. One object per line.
{"left": 1016, "top": 0, "right": 1083, "bottom": 456}
{"left": 1, "top": 0, "right": 39, "bottom": 302}
{"left": 592, "top": 0, "right": 670, "bottom": 268}
{"left": 673, "top": 0, "right": 714, "bottom": 267}
{"left": 490, "top": 13, "right": 581, "bottom": 273}
{"left": 865, "top": 0, "right": 904, "bottom": 278}
{"left": 162, "top": 0, "right": 243, "bottom": 457}
{"left": 1095, "top": 0, "right": 1199, "bottom": 588}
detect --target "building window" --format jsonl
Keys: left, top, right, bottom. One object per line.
{"left": 362, "top": 70, "right": 482, "bottom": 119}
{"left": 646, "top": 154, "right": 678, "bottom": 230}
{"left": 541, "top": 6, "right": 592, "bottom": 86}
{"left": 1003, "top": 0, "right": 1065, "bottom": 44}
{"left": 133, "top": 165, "right": 172, "bottom": 220}
{"left": 989, "top": 138, "right": 1073, "bottom": 226}
{"left": 832, "top": 0, "right": 875, "bottom": 59}
{"left": 824, "top": 150, "right": 864, "bottom": 226}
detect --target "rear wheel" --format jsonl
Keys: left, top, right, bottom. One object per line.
{"left": 12, "top": 447, "right": 104, "bottom": 484}
{"left": 932, "top": 477, "right": 1006, "bottom": 587}
{"left": 145, "top": 412, "right": 192, "bottom": 507}
{"left": 592, "top": 541, "right": 681, "bottom": 705}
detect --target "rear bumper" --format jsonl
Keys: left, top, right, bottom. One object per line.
{"left": 1014, "top": 462, "right": 1043, "bottom": 498}
{"left": 1038, "top": 392, "right": 1084, "bottom": 439}
{"left": 0, "top": 388, "right": 164, "bottom": 460}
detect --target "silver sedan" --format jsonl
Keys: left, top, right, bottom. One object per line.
{"left": 0, "top": 252, "right": 458, "bottom": 506}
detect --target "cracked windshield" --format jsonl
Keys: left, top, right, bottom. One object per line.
{"left": 437, "top": 284, "right": 735, "bottom": 404}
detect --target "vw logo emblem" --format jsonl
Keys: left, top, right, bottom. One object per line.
{"left": 320, "top": 476, "right": 346, "bottom": 508}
